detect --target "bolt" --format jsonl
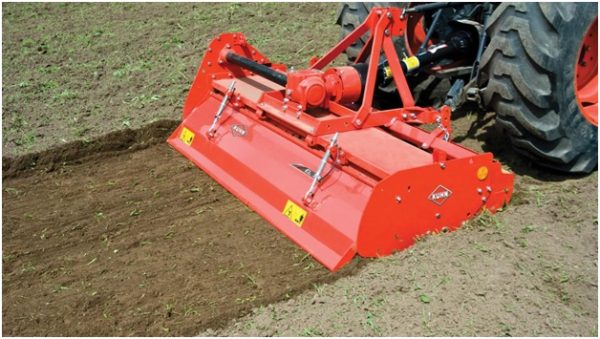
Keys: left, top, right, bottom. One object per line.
{"left": 439, "top": 162, "right": 446, "bottom": 169}
{"left": 355, "top": 119, "right": 362, "bottom": 125}
{"left": 283, "top": 98, "right": 289, "bottom": 103}
{"left": 251, "top": 50, "right": 256, "bottom": 55}
{"left": 395, "top": 195, "right": 402, "bottom": 203}
{"left": 282, "top": 105, "right": 288, "bottom": 111}
{"left": 421, "top": 143, "right": 428, "bottom": 149}
{"left": 286, "top": 89, "right": 293, "bottom": 96}
{"left": 477, "top": 188, "right": 483, "bottom": 194}
{"left": 435, "top": 213, "right": 441, "bottom": 219}
{"left": 211, "top": 75, "right": 216, "bottom": 79}
{"left": 387, "top": 12, "right": 393, "bottom": 19}
{"left": 482, "top": 197, "right": 487, "bottom": 203}
{"left": 207, "top": 61, "right": 212, "bottom": 66}
{"left": 225, "top": 43, "right": 231, "bottom": 48}
{"left": 410, "top": 113, "right": 417, "bottom": 119}
{"left": 402, "top": 113, "right": 408, "bottom": 119}
{"left": 207, "top": 48, "right": 212, "bottom": 53}
{"left": 486, "top": 186, "right": 492, "bottom": 192}
{"left": 297, "top": 104, "right": 303, "bottom": 111}
{"left": 384, "top": 29, "right": 390, "bottom": 36}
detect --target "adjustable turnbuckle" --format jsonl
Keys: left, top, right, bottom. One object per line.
{"left": 207, "top": 80, "right": 236, "bottom": 138}
{"left": 303, "top": 132, "right": 339, "bottom": 204}
{"left": 436, "top": 116, "right": 450, "bottom": 141}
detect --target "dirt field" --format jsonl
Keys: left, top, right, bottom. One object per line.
{"left": 2, "top": 121, "right": 361, "bottom": 336}
{"left": 2, "top": 3, "right": 339, "bottom": 157}
{"left": 2, "top": 2, "right": 598, "bottom": 337}
{"left": 208, "top": 120, "right": 599, "bottom": 336}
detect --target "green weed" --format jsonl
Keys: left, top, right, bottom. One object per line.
{"left": 313, "top": 283, "right": 324, "bottom": 296}
{"left": 53, "top": 89, "right": 78, "bottom": 101}
{"left": 243, "top": 273, "right": 258, "bottom": 288}
{"left": 521, "top": 225, "right": 535, "bottom": 233}
{"left": 301, "top": 327, "right": 323, "bottom": 336}
{"left": 419, "top": 293, "right": 431, "bottom": 304}
{"left": 14, "top": 131, "right": 36, "bottom": 147}
{"left": 4, "top": 187, "right": 21, "bottom": 195}
{"left": 126, "top": 94, "right": 160, "bottom": 108}
{"left": 112, "top": 61, "right": 152, "bottom": 78}
{"left": 365, "top": 311, "right": 380, "bottom": 334}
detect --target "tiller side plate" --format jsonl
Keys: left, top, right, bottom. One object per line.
{"left": 168, "top": 8, "right": 514, "bottom": 271}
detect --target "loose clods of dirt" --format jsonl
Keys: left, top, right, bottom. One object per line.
{"left": 2, "top": 124, "right": 362, "bottom": 336}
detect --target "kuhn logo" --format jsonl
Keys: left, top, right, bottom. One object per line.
{"left": 231, "top": 124, "right": 247, "bottom": 137}
{"left": 428, "top": 185, "right": 452, "bottom": 206}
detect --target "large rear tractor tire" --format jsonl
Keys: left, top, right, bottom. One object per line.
{"left": 480, "top": 3, "right": 598, "bottom": 173}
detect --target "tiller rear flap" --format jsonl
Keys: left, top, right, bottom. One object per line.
{"left": 168, "top": 7, "right": 514, "bottom": 271}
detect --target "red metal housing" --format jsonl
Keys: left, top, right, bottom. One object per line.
{"left": 168, "top": 7, "right": 514, "bottom": 271}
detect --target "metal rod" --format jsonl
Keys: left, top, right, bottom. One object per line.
{"left": 303, "top": 132, "right": 339, "bottom": 203}
{"left": 225, "top": 52, "right": 288, "bottom": 86}
{"left": 418, "top": 8, "right": 443, "bottom": 54}
{"left": 444, "top": 78, "right": 465, "bottom": 110}
{"left": 470, "top": 4, "right": 494, "bottom": 80}
{"left": 207, "top": 80, "right": 236, "bottom": 137}
{"left": 403, "top": 2, "right": 462, "bottom": 14}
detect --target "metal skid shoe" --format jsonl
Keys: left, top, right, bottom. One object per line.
{"left": 168, "top": 7, "right": 514, "bottom": 271}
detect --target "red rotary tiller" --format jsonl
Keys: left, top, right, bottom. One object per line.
{"left": 168, "top": 7, "right": 514, "bottom": 271}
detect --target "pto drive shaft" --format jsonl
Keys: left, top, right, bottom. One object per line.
{"left": 225, "top": 52, "right": 288, "bottom": 86}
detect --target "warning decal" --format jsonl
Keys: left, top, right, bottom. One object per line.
{"left": 282, "top": 200, "right": 308, "bottom": 227}
{"left": 180, "top": 127, "right": 195, "bottom": 146}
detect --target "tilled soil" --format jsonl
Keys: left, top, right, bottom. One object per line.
{"left": 2, "top": 122, "right": 361, "bottom": 336}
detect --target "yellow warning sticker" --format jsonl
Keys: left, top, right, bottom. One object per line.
{"left": 282, "top": 200, "right": 308, "bottom": 227}
{"left": 180, "top": 127, "right": 195, "bottom": 146}
{"left": 403, "top": 56, "right": 420, "bottom": 71}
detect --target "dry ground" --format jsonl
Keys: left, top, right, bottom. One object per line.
{"left": 2, "top": 2, "right": 598, "bottom": 336}
{"left": 2, "top": 3, "right": 339, "bottom": 157}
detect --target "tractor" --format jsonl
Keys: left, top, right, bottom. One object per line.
{"left": 337, "top": 2, "right": 597, "bottom": 173}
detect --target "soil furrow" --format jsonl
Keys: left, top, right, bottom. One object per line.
{"left": 2, "top": 137, "right": 362, "bottom": 336}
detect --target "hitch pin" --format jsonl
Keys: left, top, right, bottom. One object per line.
{"left": 208, "top": 80, "right": 236, "bottom": 138}
{"left": 303, "top": 132, "right": 339, "bottom": 204}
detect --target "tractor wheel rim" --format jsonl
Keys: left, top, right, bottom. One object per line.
{"left": 575, "top": 18, "right": 598, "bottom": 126}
